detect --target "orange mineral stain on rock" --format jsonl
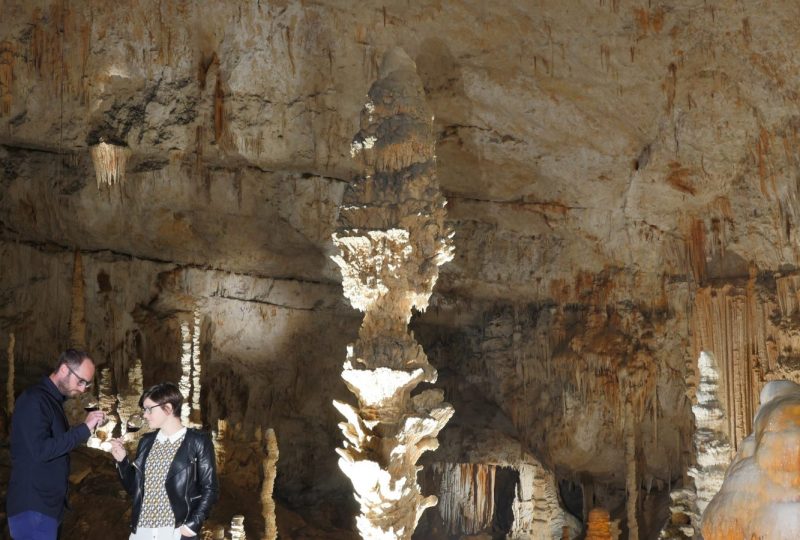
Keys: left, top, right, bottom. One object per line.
{"left": 585, "top": 508, "right": 612, "bottom": 539}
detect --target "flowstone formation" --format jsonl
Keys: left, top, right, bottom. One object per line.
{"left": 701, "top": 380, "right": 800, "bottom": 539}
{"left": 331, "top": 47, "right": 454, "bottom": 539}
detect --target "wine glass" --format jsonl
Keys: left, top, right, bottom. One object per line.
{"left": 81, "top": 394, "right": 100, "bottom": 413}
{"left": 79, "top": 394, "right": 107, "bottom": 437}
{"left": 126, "top": 413, "right": 144, "bottom": 436}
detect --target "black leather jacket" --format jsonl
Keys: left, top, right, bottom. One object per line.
{"left": 116, "top": 428, "right": 219, "bottom": 533}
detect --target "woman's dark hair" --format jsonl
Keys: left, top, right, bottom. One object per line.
{"left": 139, "top": 382, "right": 183, "bottom": 418}
{"left": 55, "top": 348, "right": 91, "bottom": 371}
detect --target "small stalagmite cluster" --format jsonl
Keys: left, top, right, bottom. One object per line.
{"left": 331, "top": 47, "right": 454, "bottom": 539}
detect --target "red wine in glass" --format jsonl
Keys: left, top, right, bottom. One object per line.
{"left": 126, "top": 412, "right": 144, "bottom": 434}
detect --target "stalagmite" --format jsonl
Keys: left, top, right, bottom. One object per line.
{"left": 260, "top": 428, "right": 278, "bottom": 540}
{"left": 69, "top": 250, "right": 86, "bottom": 349}
{"left": 230, "top": 515, "right": 246, "bottom": 540}
{"left": 89, "top": 141, "right": 131, "bottom": 188}
{"left": 624, "top": 401, "right": 639, "bottom": 540}
{"left": 689, "top": 352, "right": 731, "bottom": 516}
{"left": 213, "top": 419, "right": 228, "bottom": 473}
{"left": 7, "top": 332, "right": 14, "bottom": 415}
{"left": 120, "top": 359, "right": 144, "bottom": 440}
{"left": 331, "top": 47, "right": 454, "bottom": 539}
{"left": 702, "top": 380, "right": 800, "bottom": 539}
{"left": 585, "top": 508, "right": 613, "bottom": 540}
{"left": 509, "top": 461, "right": 579, "bottom": 538}
{"left": 660, "top": 351, "right": 730, "bottom": 539}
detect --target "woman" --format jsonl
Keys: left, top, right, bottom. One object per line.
{"left": 110, "top": 382, "right": 218, "bottom": 539}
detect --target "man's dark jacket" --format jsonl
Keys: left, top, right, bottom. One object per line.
{"left": 116, "top": 428, "right": 219, "bottom": 533}
{"left": 7, "top": 376, "right": 91, "bottom": 521}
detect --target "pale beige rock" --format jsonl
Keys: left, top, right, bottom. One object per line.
{"left": 261, "top": 428, "right": 279, "bottom": 540}
{"left": 331, "top": 48, "right": 454, "bottom": 539}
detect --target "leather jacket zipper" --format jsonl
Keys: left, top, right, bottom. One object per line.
{"left": 183, "top": 457, "right": 197, "bottom": 527}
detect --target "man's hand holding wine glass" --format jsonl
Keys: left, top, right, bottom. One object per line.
{"left": 84, "top": 409, "right": 106, "bottom": 431}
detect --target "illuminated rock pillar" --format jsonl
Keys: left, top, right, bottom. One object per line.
{"left": 261, "top": 427, "right": 279, "bottom": 540}
{"left": 331, "top": 47, "right": 454, "bottom": 539}
{"left": 624, "top": 401, "right": 639, "bottom": 540}
{"left": 689, "top": 352, "right": 731, "bottom": 519}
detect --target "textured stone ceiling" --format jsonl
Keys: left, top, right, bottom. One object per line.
{"left": 4, "top": 0, "right": 800, "bottom": 301}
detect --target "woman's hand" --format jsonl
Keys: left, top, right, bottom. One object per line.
{"left": 179, "top": 525, "right": 197, "bottom": 537}
{"left": 109, "top": 437, "right": 127, "bottom": 462}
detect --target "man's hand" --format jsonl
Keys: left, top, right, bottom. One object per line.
{"left": 84, "top": 410, "right": 105, "bottom": 431}
{"left": 109, "top": 437, "right": 127, "bottom": 462}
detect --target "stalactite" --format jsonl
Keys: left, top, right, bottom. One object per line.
{"left": 625, "top": 401, "right": 639, "bottom": 540}
{"left": 433, "top": 463, "right": 495, "bottom": 535}
{"left": 7, "top": 332, "right": 15, "bottom": 415}
{"left": 260, "top": 428, "right": 278, "bottom": 540}
{"left": 90, "top": 142, "right": 131, "bottom": 188}
{"left": 692, "top": 284, "right": 772, "bottom": 450}
{"left": 0, "top": 40, "right": 13, "bottom": 116}
{"left": 69, "top": 250, "right": 86, "bottom": 349}
{"left": 331, "top": 47, "right": 454, "bottom": 539}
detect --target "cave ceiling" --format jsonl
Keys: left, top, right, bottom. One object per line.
{"left": 3, "top": 0, "right": 797, "bottom": 303}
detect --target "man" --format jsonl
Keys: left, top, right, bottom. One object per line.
{"left": 6, "top": 349, "right": 106, "bottom": 540}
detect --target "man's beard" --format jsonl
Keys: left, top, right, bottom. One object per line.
{"left": 54, "top": 378, "right": 77, "bottom": 397}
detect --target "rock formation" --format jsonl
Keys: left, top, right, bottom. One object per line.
{"left": 261, "top": 428, "right": 279, "bottom": 540}
{"left": 7, "top": 1, "right": 800, "bottom": 538}
{"left": 585, "top": 508, "right": 614, "bottom": 540}
{"left": 701, "top": 380, "right": 800, "bottom": 539}
{"left": 689, "top": 352, "right": 732, "bottom": 519}
{"left": 331, "top": 47, "right": 454, "bottom": 539}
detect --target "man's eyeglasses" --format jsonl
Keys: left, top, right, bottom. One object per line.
{"left": 141, "top": 404, "right": 164, "bottom": 415}
{"left": 66, "top": 364, "right": 93, "bottom": 389}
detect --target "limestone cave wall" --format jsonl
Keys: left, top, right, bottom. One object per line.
{"left": 4, "top": 1, "right": 800, "bottom": 538}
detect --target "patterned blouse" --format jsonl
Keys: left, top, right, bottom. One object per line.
{"left": 138, "top": 429, "right": 186, "bottom": 529}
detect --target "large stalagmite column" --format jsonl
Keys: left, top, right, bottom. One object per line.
{"left": 331, "top": 47, "right": 455, "bottom": 540}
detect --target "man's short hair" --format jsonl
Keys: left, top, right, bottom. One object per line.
{"left": 55, "top": 349, "right": 92, "bottom": 372}
{"left": 139, "top": 382, "right": 183, "bottom": 418}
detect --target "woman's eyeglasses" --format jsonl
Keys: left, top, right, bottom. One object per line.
{"left": 141, "top": 404, "right": 164, "bottom": 415}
